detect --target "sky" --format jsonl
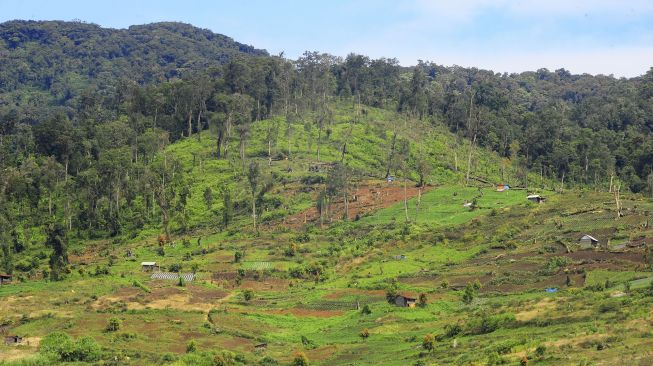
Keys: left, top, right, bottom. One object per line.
{"left": 1, "top": 0, "right": 653, "bottom": 77}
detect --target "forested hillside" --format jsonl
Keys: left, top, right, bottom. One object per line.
{"left": 2, "top": 20, "right": 653, "bottom": 366}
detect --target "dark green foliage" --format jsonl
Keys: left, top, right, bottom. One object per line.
{"left": 39, "top": 331, "right": 101, "bottom": 362}
{"left": 186, "top": 339, "right": 197, "bottom": 353}
{"left": 462, "top": 282, "right": 476, "bottom": 305}
{"left": 106, "top": 317, "right": 121, "bottom": 332}
{"left": 234, "top": 250, "right": 244, "bottom": 263}
{"left": 243, "top": 289, "right": 253, "bottom": 302}
{"left": 291, "top": 352, "right": 309, "bottom": 366}
{"left": 45, "top": 223, "right": 68, "bottom": 281}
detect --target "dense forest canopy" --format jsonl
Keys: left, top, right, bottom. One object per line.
{"left": 1, "top": 20, "right": 653, "bottom": 268}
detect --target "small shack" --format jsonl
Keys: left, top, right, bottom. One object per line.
{"left": 4, "top": 335, "right": 23, "bottom": 346}
{"left": 141, "top": 262, "right": 159, "bottom": 272}
{"left": 394, "top": 295, "right": 417, "bottom": 308}
{"left": 496, "top": 184, "right": 510, "bottom": 192}
{"left": 387, "top": 175, "right": 395, "bottom": 183}
{"left": 393, "top": 254, "right": 407, "bottom": 260}
{"left": 0, "top": 274, "right": 12, "bottom": 285}
{"left": 254, "top": 343, "right": 268, "bottom": 352}
{"left": 579, "top": 234, "right": 599, "bottom": 248}
{"left": 527, "top": 194, "right": 545, "bottom": 204}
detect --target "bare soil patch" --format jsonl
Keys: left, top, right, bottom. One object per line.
{"left": 272, "top": 181, "right": 432, "bottom": 229}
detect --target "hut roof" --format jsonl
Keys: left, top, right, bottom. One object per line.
{"left": 141, "top": 262, "right": 157, "bottom": 266}
{"left": 580, "top": 234, "right": 599, "bottom": 242}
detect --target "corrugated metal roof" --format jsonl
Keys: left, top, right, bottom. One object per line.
{"left": 580, "top": 235, "right": 598, "bottom": 242}
{"left": 141, "top": 262, "right": 157, "bottom": 266}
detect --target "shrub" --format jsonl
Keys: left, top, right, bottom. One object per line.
{"left": 291, "top": 352, "right": 309, "bottom": 366}
{"left": 39, "top": 332, "right": 101, "bottom": 362}
{"left": 444, "top": 323, "right": 462, "bottom": 338}
{"left": 186, "top": 340, "right": 197, "bottom": 353}
{"left": 361, "top": 304, "right": 372, "bottom": 315}
{"left": 462, "top": 283, "right": 476, "bottom": 305}
{"left": 106, "top": 317, "right": 121, "bottom": 332}
{"left": 213, "top": 351, "right": 235, "bottom": 366}
{"left": 168, "top": 263, "right": 182, "bottom": 272}
{"left": 259, "top": 355, "right": 279, "bottom": 365}
{"left": 359, "top": 328, "right": 370, "bottom": 338}
{"left": 284, "top": 244, "right": 298, "bottom": 257}
{"left": 422, "top": 334, "right": 435, "bottom": 351}
{"left": 418, "top": 293, "right": 428, "bottom": 307}
{"left": 243, "top": 289, "right": 254, "bottom": 302}
{"left": 234, "top": 251, "right": 244, "bottom": 263}
{"left": 535, "top": 344, "right": 546, "bottom": 357}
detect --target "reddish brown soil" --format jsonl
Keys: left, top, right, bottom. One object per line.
{"left": 271, "top": 181, "right": 432, "bottom": 229}
{"left": 239, "top": 278, "right": 290, "bottom": 291}
{"left": 563, "top": 250, "right": 645, "bottom": 263}
{"left": 322, "top": 289, "right": 386, "bottom": 300}
{"left": 265, "top": 308, "right": 344, "bottom": 318}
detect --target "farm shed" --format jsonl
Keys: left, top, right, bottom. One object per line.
{"left": 394, "top": 295, "right": 417, "bottom": 308}
{"left": 579, "top": 234, "right": 599, "bottom": 248}
{"left": 254, "top": 343, "right": 267, "bottom": 352}
{"left": 141, "top": 262, "right": 159, "bottom": 272}
{"left": 4, "top": 335, "right": 23, "bottom": 346}
{"left": 527, "top": 194, "right": 545, "bottom": 203}
{"left": 0, "top": 274, "right": 12, "bottom": 285}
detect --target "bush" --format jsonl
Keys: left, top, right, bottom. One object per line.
{"left": 186, "top": 340, "right": 197, "bottom": 353}
{"left": 359, "top": 328, "right": 370, "bottom": 338}
{"left": 462, "top": 283, "right": 476, "bottom": 304}
{"left": 361, "top": 304, "right": 372, "bottom": 315}
{"left": 291, "top": 352, "right": 309, "bottom": 366}
{"left": 106, "top": 317, "right": 121, "bottom": 332}
{"left": 213, "top": 351, "right": 235, "bottom": 366}
{"left": 168, "top": 263, "right": 183, "bottom": 272}
{"left": 243, "top": 289, "right": 254, "bottom": 302}
{"left": 234, "top": 251, "right": 244, "bottom": 263}
{"left": 39, "top": 332, "right": 101, "bottom": 362}
{"left": 535, "top": 344, "right": 546, "bottom": 357}
{"left": 422, "top": 334, "right": 435, "bottom": 351}
{"left": 418, "top": 293, "right": 428, "bottom": 307}
{"left": 259, "top": 355, "right": 279, "bottom": 365}
{"left": 444, "top": 323, "right": 462, "bottom": 338}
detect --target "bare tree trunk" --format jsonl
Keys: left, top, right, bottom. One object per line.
{"left": 317, "top": 126, "right": 322, "bottom": 162}
{"left": 415, "top": 188, "right": 421, "bottom": 222}
{"left": 614, "top": 184, "right": 623, "bottom": 219}
{"left": 196, "top": 108, "right": 202, "bottom": 141}
{"left": 560, "top": 171, "right": 565, "bottom": 192}
{"left": 465, "top": 134, "right": 476, "bottom": 186}
{"left": 187, "top": 111, "right": 193, "bottom": 138}
{"left": 404, "top": 174, "right": 409, "bottom": 223}
{"left": 252, "top": 195, "right": 257, "bottom": 231}
{"left": 385, "top": 131, "right": 398, "bottom": 178}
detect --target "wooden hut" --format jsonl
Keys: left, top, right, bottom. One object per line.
{"left": 579, "top": 235, "right": 599, "bottom": 248}
{"left": 394, "top": 295, "right": 417, "bottom": 308}
{"left": 527, "top": 194, "right": 545, "bottom": 204}
{"left": 0, "top": 274, "right": 12, "bottom": 285}
{"left": 141, "top": 262, "right": 159, "bottom": 272}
